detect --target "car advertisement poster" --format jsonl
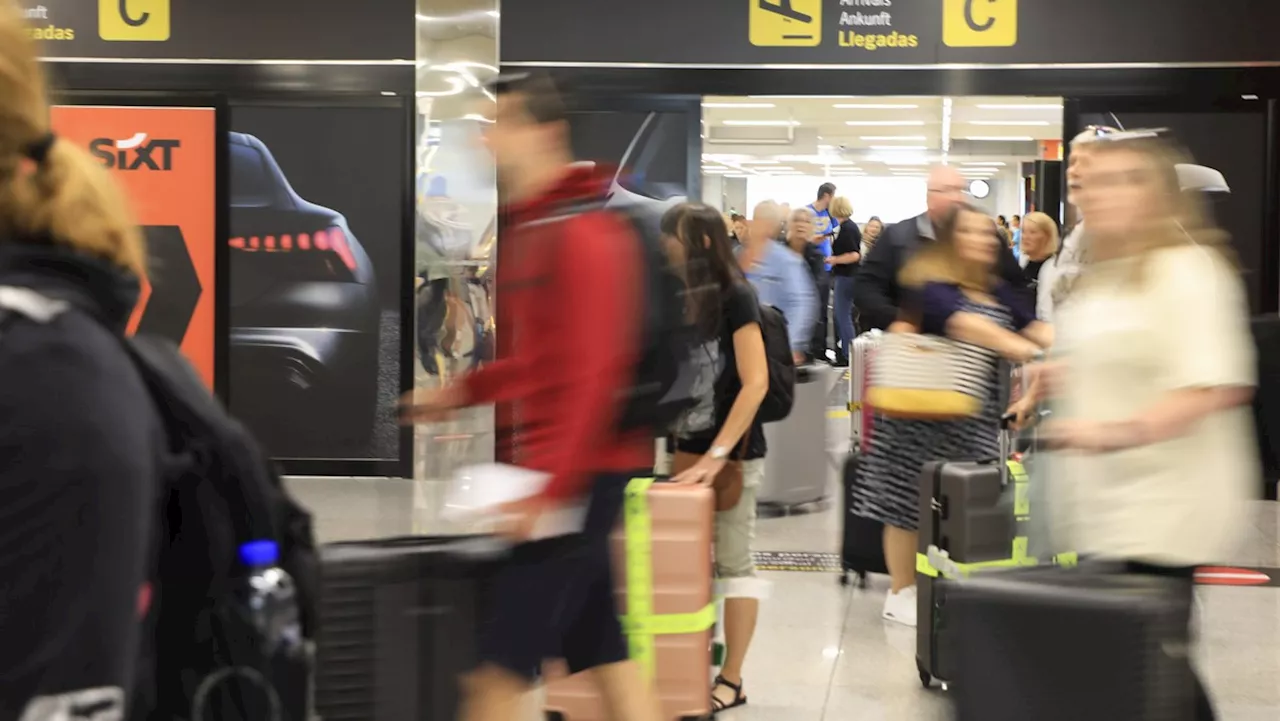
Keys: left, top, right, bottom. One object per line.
{"left": 49, "top": 104, "right": 217, "bottom": 388}
{"left": 227, "top": 104, "right": 406, "bottom": 462}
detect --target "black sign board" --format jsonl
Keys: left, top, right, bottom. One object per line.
{"left": 502, "top": 0, "right": 1280, "bottom": 67}
{"left": 23, "top": 0, "right": 414, "bottom": 61}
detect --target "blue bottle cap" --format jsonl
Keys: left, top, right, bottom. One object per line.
{"left": 239, "top": 540, "right": 279, "bottom": 567}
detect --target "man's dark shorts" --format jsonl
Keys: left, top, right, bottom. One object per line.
{"left": 476, "top": 470, "right": 642, "bottom": 681}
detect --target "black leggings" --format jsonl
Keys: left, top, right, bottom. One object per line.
{"left": 1123, "top": 562, "right": 1215, "bottom": 721}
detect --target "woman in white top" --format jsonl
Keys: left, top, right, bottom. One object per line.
{"left": 1043, "top": 134, "right": 1257, "bottom": 721}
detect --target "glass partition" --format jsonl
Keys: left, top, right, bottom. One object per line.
{"left": 413, "top": 0, "right": 499, "bottom": 486}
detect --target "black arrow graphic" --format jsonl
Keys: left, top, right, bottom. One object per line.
{"left": 138, "top": 225, "right": 202, "bottom": 344}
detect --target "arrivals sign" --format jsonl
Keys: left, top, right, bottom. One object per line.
{"left": 50, "top": 105, "right": 218, "bottom": 388}
{"left": 22, "top": 0, "right": 414, "bottom": 60}
{"left": 502, "top": 0, "right": 1280, "bottom": 67}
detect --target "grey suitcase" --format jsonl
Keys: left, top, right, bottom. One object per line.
{"left": 759, "top": 364, "right": 832, "bottom": 509}
{"left": 948, "top": 566, "right": 1194, "bottom": 721}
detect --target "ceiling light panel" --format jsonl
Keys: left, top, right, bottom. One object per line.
{"left": 846, "top": 120, "right": 926, "bottom": 126}
{"left": 961, "top": 161, "right": 1006, "bottom": 166}
{"left": 860, "top": 136, "right": 928, "bottom": 141}
{"left": 968, "top": 120, "right": 1053, "bottom": 126}
{"left": 963, "top": 136, "right": 1035, "bottom": 141}
{"left": 975, "top": 103, "right": 1062, "bottom": 110}
{"left": 870, "top": 145, "right": 929, "bottom": 150}
{"left": 703, "top": 102, "right": 776, "bottom": 108}
{"left": 722, "top": 120, "right": 800, "bottom": 127}
{"left": 834, "top": 103, "right": 920, "bottom": 109}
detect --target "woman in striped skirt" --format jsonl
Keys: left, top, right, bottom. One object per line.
{"left": 852, "top": 204, "right": 1052, "bottom": 627}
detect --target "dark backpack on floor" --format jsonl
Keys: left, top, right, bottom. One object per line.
{"left": 756, "top": 303, "right": 797, "bottom": 423}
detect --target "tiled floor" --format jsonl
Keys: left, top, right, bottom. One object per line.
{"left": 287, "top": 379, "right": 1280, "bottom": 721}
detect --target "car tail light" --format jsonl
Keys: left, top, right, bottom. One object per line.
{"left": 229, "top": 225, "right": 357, "bottom": 271}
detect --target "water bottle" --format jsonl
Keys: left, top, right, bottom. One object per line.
{"left": 238, "top": 540, "right": 304, "bottom": 658}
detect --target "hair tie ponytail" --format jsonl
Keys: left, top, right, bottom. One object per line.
{"left": 23, "top": 133, "right": 55, "bottom": 164}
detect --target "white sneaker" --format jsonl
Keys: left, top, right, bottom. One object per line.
{"left": 882, "top": 586, "right": 918, "bottom": 627}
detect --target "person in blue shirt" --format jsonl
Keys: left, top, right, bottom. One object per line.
{"left": 740, "top": 200, "right": 817, "bottom": 363}
{"left": 807, "top": 183, "right": 837, "bottom": 362}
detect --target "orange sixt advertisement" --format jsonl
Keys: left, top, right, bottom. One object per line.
{"left": 50, "top": 105, "right": 217, "bottom": 388}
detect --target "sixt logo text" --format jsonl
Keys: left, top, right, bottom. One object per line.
{"left": 89, "top": 133, "right": 180, "bottom": 170}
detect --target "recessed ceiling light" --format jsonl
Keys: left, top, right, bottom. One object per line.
{"left": 703, "top": 102, "right": 777, "bottom": 108}
{"left": 870, "top": 145, "right": 929, "bottom": 151}
{"left": 975, "top": 103, "right": 1063, "bottom": 110}
{"left": 1243, "top": 94, "right": 1260, "bottom": 101}
{"left": 883, "top": 160, "right": 930, "bottom": 165}
{"left": 961, "top": 161, "right": 1006, "bottom": 166}
{"left": 724, "top": 174, "right": 751, "bottom": 178}
{"left": 846, "top": 120, "right": 926, "bottom": 127}
{"left": 963, "top": 136, "right": 1035, "bottom": 142}
{"left": 734, "top": 159, "right": 782, "bottom": 164}
{"left": 834, "top": 103, "right": 920, "bottom": 109}
{"left": 969, "top": 120, "right": 1053, "bottom": 126}
{"left": 749, "top": 95, "right": 856, "bottom": 99}
{"left": 722, "top": 120, "right": 800, "bottom": 127}
{"left": 860, "top": 136, "right": 928, "bottom": 141}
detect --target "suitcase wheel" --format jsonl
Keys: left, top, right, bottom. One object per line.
{"left": 916, "top": 660, "right": 932, "bottom": 689}
{"left": 839, "top": 572, "right": 849, "bottom": 586}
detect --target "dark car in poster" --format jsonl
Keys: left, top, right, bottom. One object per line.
{"left": 226, "top": 132, "right": 381, "bottom": 453}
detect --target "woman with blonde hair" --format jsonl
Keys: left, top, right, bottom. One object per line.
{"left": 0, "top": 5, "right": 161, "bottom": 718}
{"left": 826, "top": 195, "right": 861, "bottom": 365}
{"left": 1040, "top": 134, "right": 1256, "bottom": 721}
{"left": 851, "top": 203, "right": 1052, "bottom": 626}
{"left": 1017, "top": 210, "right": 1060, "bottom": 286}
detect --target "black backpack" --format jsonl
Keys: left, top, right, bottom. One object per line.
{"left": 0, "top": 288, "right": 319, "bottom": 720}
{"left": 536, "top": 199, "right": 700, "bottom": 436}
{"left": 755, "top": 303, "right": 797, "bottom": 424}
{"left": 125, "top": 335, "right": 318, "bottom": 721}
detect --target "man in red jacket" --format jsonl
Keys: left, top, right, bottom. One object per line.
{"left": 403, "top": 73, "right": 659, "bottom": 721}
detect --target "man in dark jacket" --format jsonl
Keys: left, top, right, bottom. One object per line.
{"left": 854, "top": 165, "right": 1029, "bottom": 331}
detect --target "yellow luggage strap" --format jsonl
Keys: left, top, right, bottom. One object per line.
{"left": 621, "top": 477, "right": 717, "bottom": 679}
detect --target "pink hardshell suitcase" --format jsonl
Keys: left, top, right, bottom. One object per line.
{"left": 543, "top": 480, "right": 714, "bottom": 721}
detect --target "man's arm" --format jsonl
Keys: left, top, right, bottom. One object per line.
{"left": 784, "top": 253, "right": 818, "bottom": 354}
{"left": 853, "top": 227, "right": 900, "bottom": 331}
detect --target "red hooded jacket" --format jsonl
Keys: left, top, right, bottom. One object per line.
{"left": 461, "top": 166, "right": 652, "bottom": 501}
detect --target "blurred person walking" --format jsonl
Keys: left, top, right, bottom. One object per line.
{"left": 826, "top": 196, "right": 862, "bottom": 366}
{"left": 739, "top": 201, "right": 817, "bottom": 364}
{"left": 1039, "top": 126, "right": 1114, "bottom": 321}
{"left": 808, "top": 183, "right": 838, "bottom": 362}
{"left": 784, "top": 206, "right": 826, "bottom": 364}
{"left": 855, "top": 165, "right": 1029, "bottom": 332}
{"left": 402, "top": 73, "right": 661, "bottom": 721}
{"left": 665, "top": 203, "right": 771, "bottom": 715}
{"left": 1041, "top": 134, "right": 1257, "bottom": 721}
{"left": 854, "top": 204, "right": 1051, "bottom": 626}
{"left": 861, "top": 216, "right": 884, "bottom": 257}
{"left": 1010, "top": 214, "right": 1023, "bottom": 259}
{"left": 0, "top": 9, "right": 164, "bottom": 720}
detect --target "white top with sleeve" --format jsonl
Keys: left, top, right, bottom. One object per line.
{"left": 1048, "top": 245, "right": 1258, "bottom": 566}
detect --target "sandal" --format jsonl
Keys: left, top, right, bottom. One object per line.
{"left": 711, "top": 674, "right": 747, "bottom": 714}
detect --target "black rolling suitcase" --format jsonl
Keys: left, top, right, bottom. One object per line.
{"left": 915, "top": 417, "right": 1022, "bottom": 688}
{"left": 948, "top": 566, "right": 1195, "bottom": 721}
{"left": 839, "top": 451, "right": 888, "bottom": 587}
{"left": 315, "top": 536, "right": 501, "bottom": 721}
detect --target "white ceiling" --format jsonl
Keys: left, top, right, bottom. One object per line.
{"left": 702, "top": 95, "right": 1063, "bottom": 179}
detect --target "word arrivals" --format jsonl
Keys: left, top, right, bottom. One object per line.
{"left": 839, "top": 30, "right": 919, "bottom": 49}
